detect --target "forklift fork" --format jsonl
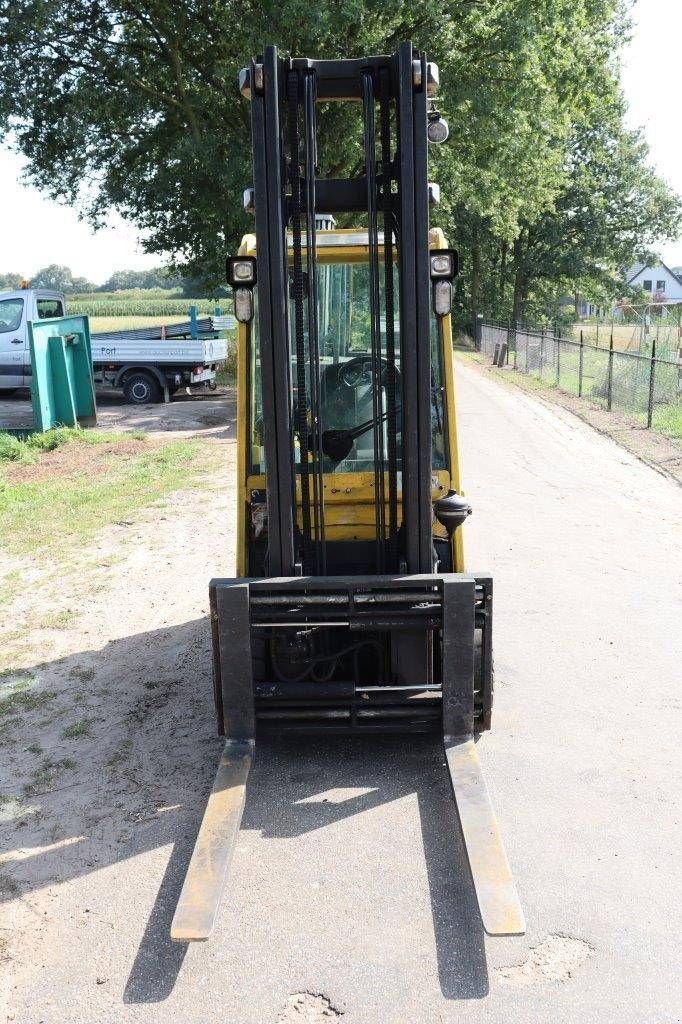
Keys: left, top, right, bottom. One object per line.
{"left": 171, "top": 740, "right": 253, "bottom": 942}
{"left": 440, "top": 576, "right": 525, "bottom": 935}
{"left": 171, "top": 582, "right": 255, "bottom": 942}
{"left": 171, "top": 576, "right": 523, "bottom": 942}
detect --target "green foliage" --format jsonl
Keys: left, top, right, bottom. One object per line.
{"left": 0, "top": 271, "right": 23, "bottom": 290}
{"left": 100, "top": 267, "right": 181, "bottom": 291}
{"left": 0, "top": 1, "right": 679, "bottom": 320}
{"left": 29, "top": 264, "right": 97, "bottom": 292}
{"left": 0, "top": 269, "right": 199, "bottom": 296}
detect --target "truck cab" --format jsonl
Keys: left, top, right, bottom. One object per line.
{"left": 0, "top": 288, "right": 66, "bottom": 389}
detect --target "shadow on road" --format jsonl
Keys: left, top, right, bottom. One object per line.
{"left": 2, "top": 617, "right": 488, "bottom": 1005}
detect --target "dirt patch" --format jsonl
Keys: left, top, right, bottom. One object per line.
{"left": 0, "top": 396, "right": 236, "bottom": 1019}
{"left": 495, "top": 934, "right": 594, "bottom": 987}
{"left": 460, "top": 355, "right": 682, "bottom": 486}
{"left": 277, "top": 993, "right": 343, "bottom": 1022}
{"left": 4, "top": 439, "right": 149, "bottom": 484}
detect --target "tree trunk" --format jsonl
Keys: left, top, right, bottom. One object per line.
{"left": 470, "top": 222, "right": 481, "bottom": 347}
{"left": 511, "top": 233, "right": 526, "bottom": 328}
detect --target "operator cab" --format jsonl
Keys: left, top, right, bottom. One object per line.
{"left": 235, "top": 228, "right": 460, "bottom": 576}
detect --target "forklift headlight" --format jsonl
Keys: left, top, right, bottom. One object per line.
{"left": 226, "top": 256, "right": 257, "bottom": 288}
{"left": 433, "top": 279, "right": 452, "bottom": 317}
{"left": 427, "top": 115, "right": 449, "bottom": 145}
{"left": 430, "top": 249, "right": 459, "bottom": 280}
{"left": 234, "top": 287, "right": 254, "bottom": 323}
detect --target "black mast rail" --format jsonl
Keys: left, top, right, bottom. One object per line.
{"left": 250, "top": 46, "right": 296, "bottom": 576}
{"left": 244, "top": 42, "right": 433, "bottom": 575}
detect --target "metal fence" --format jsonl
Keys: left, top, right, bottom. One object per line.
{"left": 479, "top": 322, "right": 682, "bottom": 432}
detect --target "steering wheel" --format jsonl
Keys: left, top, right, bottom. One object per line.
{"left": 338, "top": 355, "right": 399, "bottom": 391}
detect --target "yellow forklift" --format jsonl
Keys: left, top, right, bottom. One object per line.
{"left": 171, "top": 42, "right": 524, "bottom": 945}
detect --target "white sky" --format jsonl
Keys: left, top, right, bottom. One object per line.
{"left": 0, "top": 0, "right": 680, "bottom": 283}
{"left": 620, "top": 0, "right": 682, "bottom": 267}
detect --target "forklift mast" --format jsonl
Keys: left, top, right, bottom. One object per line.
{"left": 245, "top": 42, "right": 435, "bottom": 577}
{"left": 171, "top": 42, "right": 525, "bottom": 949}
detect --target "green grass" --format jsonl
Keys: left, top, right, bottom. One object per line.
{"left": 0, "top": 427, "right": 146, "bottom": 465}
{"left": 0, "top": 437, "right": 201, "bottom": 555}
{"left": 23, "top": 757, "right": 76, "bottom": 796}
{"left": 0, "top": 671, "right": 55, "bottom": 718}
{"left": 38, "top": 609, "right": 78, "bottom": 630}
{"left": 60, "top": 718, "right": 92, "bottom": 739}
{"left": 649, "top": 404, "right": 682, "bottom": 439}
{"left": 0, "top": 569, "right": 20, "bottom": 608}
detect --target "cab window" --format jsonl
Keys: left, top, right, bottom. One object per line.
{"left": 0, "top": 298, "right": 24, "bottom": 333}
{"left": 249, "top": 257, "right": 449, "bottom": 475}
{"left": 37, "top": 298, "right": 64, "bottom": 319}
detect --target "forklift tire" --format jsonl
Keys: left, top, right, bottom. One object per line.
{"left": 123, "top": 372, "right": 161, "bottom": 405}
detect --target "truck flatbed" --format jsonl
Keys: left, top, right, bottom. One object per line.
{"left": 91, "top": 335, "right": 228, "bottom": 366}
{"left": 1, "top": 288, "right": 233, "bottom": 403}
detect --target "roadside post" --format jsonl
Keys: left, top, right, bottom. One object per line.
{"left": 578, "top": 330, "right": 584, "bottom": 398}
{"left": 607, "top": 332, "right": 614, "bottom": 411}
{"left": 646, "top": 337, "right": 657, "bottom": 428}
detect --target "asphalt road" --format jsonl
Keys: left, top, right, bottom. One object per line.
{"left": 5, "top": 361, "right": 681, "bottom": 1023}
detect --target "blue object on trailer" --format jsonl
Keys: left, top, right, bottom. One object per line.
{"left": 27, "top": 315, "right": 97, "bottom": 430}
{"left": 189, "top": 305, "right": 198, "bottom": 340}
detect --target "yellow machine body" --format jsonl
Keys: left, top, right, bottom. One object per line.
{"left": 235, "top": 227, "right": 465, "bottom": 577}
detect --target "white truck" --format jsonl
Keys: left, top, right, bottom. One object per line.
{"left": 0, "top": 287, "right": 230, "bottom": 403}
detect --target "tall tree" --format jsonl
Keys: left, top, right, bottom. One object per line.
{"left": 30, "top": 264, "right": 75, "bottom": 291}
{"left": 0, "top": 272, "right": 24, "bottom": 290}
{"left": 1, "top": 0, "right": 677, "bottom": 314}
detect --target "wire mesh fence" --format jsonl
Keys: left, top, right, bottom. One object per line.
{"left": 479, "top": 321, "right": 682, "bottom": 434}
{"left": 569, "top": 316, "right": 681, "bottom": 361}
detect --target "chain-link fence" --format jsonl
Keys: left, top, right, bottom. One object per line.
{"left": 570, "top": 314, "right": 681, "bottom": 361}
{"left": 479, "top": 321, "right": 682, "bottom": 434}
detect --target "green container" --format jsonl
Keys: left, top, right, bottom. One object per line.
{"left": 27, "top": 315, "right": 97, "bottom": 431}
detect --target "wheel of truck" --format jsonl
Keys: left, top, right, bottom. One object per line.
{"left": 123, "top": 372, "right": 161, "bottom": 405}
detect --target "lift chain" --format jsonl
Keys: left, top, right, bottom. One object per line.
{"left": 379, "top": 66, "right": 399, "bottom": 569}
{"left": 287, "top": 68, "right": 313, "bottom": 572}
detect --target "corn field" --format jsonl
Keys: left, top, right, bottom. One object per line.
{"left": 69, "top": 297, "right": 219, "bottom": 318}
